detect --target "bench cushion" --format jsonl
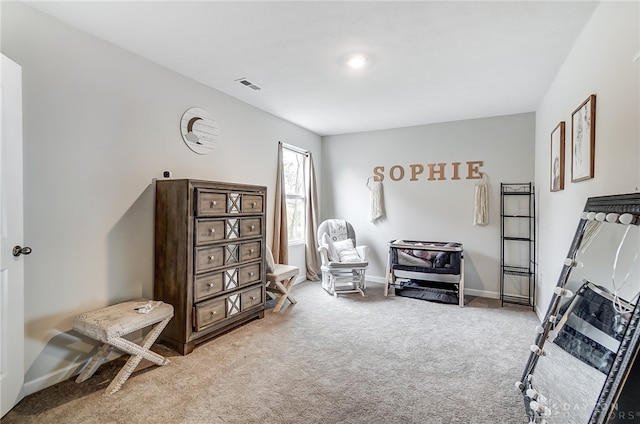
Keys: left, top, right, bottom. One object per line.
{"left": 73, "top": 300, "right": 173, "bottom": 343}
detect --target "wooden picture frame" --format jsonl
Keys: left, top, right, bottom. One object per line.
{"left": 571, "top": 94, "right": 596, "bottom": 182}
{"left": 550, "top": 121, "right": 565, "bottom": 192}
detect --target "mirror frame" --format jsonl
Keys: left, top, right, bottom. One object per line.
{"left": 519, "top": 192, "right": 640, "bottom": 424}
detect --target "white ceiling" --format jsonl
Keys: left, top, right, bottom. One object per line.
{"left": 24, "top": 1, "right": 599, "bottom": 136}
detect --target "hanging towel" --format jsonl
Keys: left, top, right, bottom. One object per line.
{"left": 369, "top": 180, "right": 385, "bottom": 223}
{"left": 474, "top": 178, "right": 489, "bottom": 225}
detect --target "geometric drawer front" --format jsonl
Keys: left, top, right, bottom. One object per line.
{"left": 194, "top": 263, "right": 261, "bottom": 304}
{"left": 224, "top": 268, "right": 239, "bottom": 291}
{"left": 242, "top": 195, "right": 263, "bottom": 213}
{"left": 195, "top": 219, "right": 225, "bottom": 245}
{"left": 240, "top": 218, "right": 261, "bottom": 238}
{"left": 239, "top": 263, "right": 261, "bottom": 285}
{"left": 196, "top": 190, "right": 264, "bottom": 216}
{"left": 195, "top": 246, "right": 224, "bottom": 273}
{"left": 227, "top": 193, "right": 241, "bottom": 214}
{"left": 195, "top": 218, "right": 261, "bottom": 245}
{"left": 196, "top": 191, "right": 227, "bottom": 216}
{"left": 194, "top": 271, "right": 224, "bottom": 302}
{"left": 226, "top": 293, "right": 241, "bottom": 317}
{"left": 241, "top": 286, "right": 263, "bottom": 310}
{"left": 241, "top": 241, "right": 261, "bottom": 262}
{"left": 225, "top": 243, "right": 239, "bottom": 265}
{"left": 194, "top": 297, "right": 226, "bottom": 331}
{"left": 226, "top": 218, "right": 240, "bottom": 239}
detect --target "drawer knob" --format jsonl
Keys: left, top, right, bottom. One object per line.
{"left": 211, "top": 310, "right": 217, "bottom": 315}
{"left": 250, "top": 225, "right": 255, "bottom": 231}
{"left": 251, "top": 202, "right": 257, "bottom": 208}
{"left": 249, "top": 272, "right": 254, "bottom": 277}
{"left": 211, "top": 200, "right": 217, "bottom": 206}
{"left": 208, "top": 282, "right": 215, "bottom": 288}
{"left": 250, "top": 248, "right": 255, "bottom": 253}
{"left": 251, "top": 296, "right": 256, "bottom": 300}
{"left": 208, "top": 255, "right": 215, "bottom": 261}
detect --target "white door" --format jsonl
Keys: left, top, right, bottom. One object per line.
{"left": 0, "top": 54, "right": 26, "bottom": 417}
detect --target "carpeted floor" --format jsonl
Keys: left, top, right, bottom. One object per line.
{"left": 3, "top": 281, "right": 538, "bottom": 424}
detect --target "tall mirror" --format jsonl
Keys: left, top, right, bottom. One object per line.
{"left": 519, "top": 192, "right": 640, "bottom": 424}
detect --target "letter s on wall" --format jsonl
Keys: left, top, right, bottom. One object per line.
{"left": 373, "top": 166, "right": 385, "bottom": 182}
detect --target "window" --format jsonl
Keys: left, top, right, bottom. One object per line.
{"left": 282, "top": 146, "right": 306, "bottom": 243}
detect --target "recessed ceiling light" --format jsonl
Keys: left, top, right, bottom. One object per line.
{"left": 346, "top": 54, "right": 367, "bottom": 69}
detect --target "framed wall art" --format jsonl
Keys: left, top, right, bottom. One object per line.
{"left": 550, "top": 121, "right": 565, "bottom": 192}
{"left": 180, "top": 107, "right": 219, "bottom": 155}
{"left": 571, "top": 94, "right": 596, "bottom": 182}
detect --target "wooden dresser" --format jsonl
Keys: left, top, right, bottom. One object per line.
{"left": 154, "top": 179, "right": 266, "bottom": 355}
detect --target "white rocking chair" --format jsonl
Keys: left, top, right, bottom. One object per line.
{"left": 317, "top": 219, "right": 368, "bottom": 297}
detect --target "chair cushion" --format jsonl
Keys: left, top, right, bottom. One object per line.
{"left": 267, "top": 264, "right": 299, "bottom": 281}
{"left": 332, "top": 239, "right": 362, "bottom": 263}
{"left": 73, "top": 300, "right": 174, "bottom": 342}
{"left": 265, "top": 246, "right": 276, "bottom": 273}
{"left": 321, "top": 233, "right": 339, "bottom": 262}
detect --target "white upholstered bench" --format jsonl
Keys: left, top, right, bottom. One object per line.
{"left": 266, "top": 264, "right": 299, "bottom": 312}
{"left": 73, "top": 299, "right": 174, "bottom": 394}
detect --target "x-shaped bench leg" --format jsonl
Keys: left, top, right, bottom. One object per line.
{"left": 104, "top": 315, "right": 172, "bottom": 394}
{"left": 76, "top": 343, "right": 113, "bottom": 384}
{"left": 273, "top": 276, "right": 297, "bottom": 312}
{"left": 75, "top": 315, "right": 172, "bottom": 394}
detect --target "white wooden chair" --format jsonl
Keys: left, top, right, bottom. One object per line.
{"left": 265, "top": 246, "right": 299, "bottom": 312}
{"left": 317, "top": 219, "right": 368, "bottom": 297}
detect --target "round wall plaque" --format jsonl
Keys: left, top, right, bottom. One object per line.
{"left": 180, "top": 107, "right": 219, "bottom": 154}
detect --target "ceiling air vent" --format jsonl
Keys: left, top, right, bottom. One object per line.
{"left": 235, "top": 78, "right": 261, "bottom": 91}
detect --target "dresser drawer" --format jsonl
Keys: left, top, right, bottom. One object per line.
{"left": 195, "top": 219, "right": 225, "bottom": 245}
{"left": 195, "top": 246, "right": 224, "bottom": 273}
{"left": 195, "top": 263, "right": 260, "bottom": 301}
{"left": 197, "top": 191, "right": 227, "bottom": 216}
{"left": 195, "top": 218, "right": 261, "bottom": 245}
{"left": 241, "top": 218, "right": 262, "bottom": 238}
{"left": 194, "top": 298, "right": 226, "bottom": 331}
{"left": 222, "top": 242, "right": 259, "bottom": 265}
{"left": 194, "top": 271, "right": 224, "bottom": 302}
{"left": 241, "top": 286, "right": 263, "bottom": 310}
{"left": 241, "top": 241, "right": 261, "bottom": 261}
{"left": 242, "top": 195, "right": 263, "bottom": 213}
{"left": 239, "top": 263, "right": 261, "bottom": 285}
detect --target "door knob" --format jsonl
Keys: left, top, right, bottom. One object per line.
{"left": 13, "top": 245, "right": 32, "bottom": 257}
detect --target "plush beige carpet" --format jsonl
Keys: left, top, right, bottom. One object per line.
{"left": 4, "top": 281, "right": 538, "bottom": 424}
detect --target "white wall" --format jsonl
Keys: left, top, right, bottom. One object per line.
{"left": 5, "top": 0, "right": 638, "bottom": 400}
{"left": 534, "top": 1, "right": 640, "bottom": 317}
{"left": 322, "top": 113, "right": 535, "bottom": 298}
{"left": 1, "top": 2, "right": 320, "bottom": 396}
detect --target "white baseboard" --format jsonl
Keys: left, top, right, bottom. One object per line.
{"left": 366, "top": 275, "right": 386, "bottom": 284}
{"left": 20, "top": 363, "right": 82, "bottom": 398}
{"left": 465, "top": 288, "right": 500, "bottom": 299}
{"left": 20, "top": 349, "right": 125, "bottom": 397}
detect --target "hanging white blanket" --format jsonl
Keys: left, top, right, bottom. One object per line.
{"left": 474, "top": 178, "right": 489, "bottom": 225}
{"left": 369, "top": 180, "right": 385, "bottom": 223}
